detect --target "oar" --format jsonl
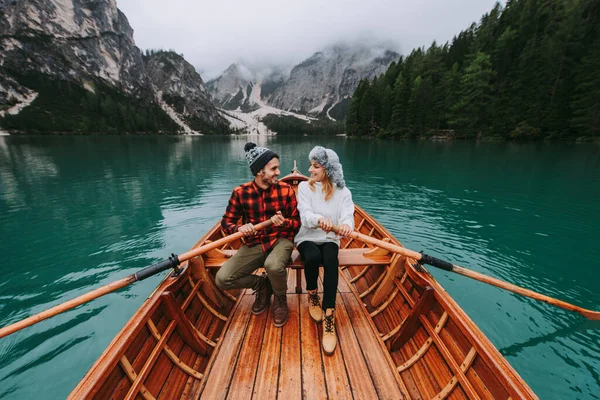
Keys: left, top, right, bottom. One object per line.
{"left": 0, "top": 220, "right": 273, "bottom": 339}
{"left": 334, "top": 226, "right": 600, "bottom": 320}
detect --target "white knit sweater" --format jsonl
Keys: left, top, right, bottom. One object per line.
{"left": 294, "top": 181, "right": 355, "bottom": 246}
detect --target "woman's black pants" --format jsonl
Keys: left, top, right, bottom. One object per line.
{"left": 297, "top": 241, "right": 339, "bottom": 310}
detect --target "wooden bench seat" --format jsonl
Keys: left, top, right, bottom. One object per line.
{"left": 203, "top": 248, "right": 392, "bottom": 268}
{"left": 202, "top": 247, "right": 393, "bottom": 294}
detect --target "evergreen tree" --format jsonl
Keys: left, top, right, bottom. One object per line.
{"left": 380, "top": 85, "right": 393, "bottom": 133}
{"left": 571, "top": 37, "right": 600, "bottom": 136}
{"left": 449, "top": 52, "right": 495, "bottom": 137}
{"left": 389, "top": 72, "right": 410, "bottom": 136}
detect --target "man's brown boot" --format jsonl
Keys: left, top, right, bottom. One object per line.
{"left": 322, "top": 308, "right": 336, "bottom": 355}
{"left": 272, "top": 293, "right": 288, "bottom": 327}
{"left": 251, "top": 274, "right": 272, "bottom": 315}
{"left": 307, "top": 289, "right": 323, "bottom": 322}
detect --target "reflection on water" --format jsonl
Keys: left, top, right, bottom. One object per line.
{"left": 0, "top": 136, "right": 599, "bottom": 399}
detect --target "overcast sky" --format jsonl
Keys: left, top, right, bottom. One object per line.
{"left": 117, "top": 0, "right": 502, "bottom": 80}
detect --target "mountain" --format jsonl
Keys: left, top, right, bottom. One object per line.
{"left": 270, "top": 45, "right": 398, "bottom": 119}
{"left": 207, "top": 44, "right": 399, "bottom": 121}
{"left": 0, "top": 0, "right": 225, "bottom": 134}
{"left": 144, "top": 50, "right": 228, "bottom": 133}
{"left": 207, "top": 63, "right": 255, "bottom": 111}
{"left": 207, "top": 64, "right": 287, "bottom": 113}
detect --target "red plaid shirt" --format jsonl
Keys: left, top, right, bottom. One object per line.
{"left": 221, "top": 181, "right": 301, "bottom": 252}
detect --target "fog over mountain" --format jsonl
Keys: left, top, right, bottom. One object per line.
{"left": 117, "top": 0, "right": 504, "bottom": 80}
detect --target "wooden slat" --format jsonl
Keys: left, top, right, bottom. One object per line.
{"left": 421, "top": 279, "right": 534, "bottom": 399}
{"left": 278, "top": 295, "right": 302, "bottom": 400}
{"left": 162, "top": 293, "right": 208, "bottom": 355}
{"left": 432, "top": 347, "right": 477, "bottom": 400}
{"left": 299, "top": 294, "right": 328, "bottom": 400}
{"left": 390, "top": 287, "right": 435, "bottom": 351}
{"left": 108, "top": 326, "right": 156, "bottom": 399}
{"left": 206, "top": 248, "right": 392, "bottom": 268}
{"left": 398, "top": 312, "right": 449, "bottom": 372}
{"left": 199, "top": 296, "right": 253, "bottom": 399}
{"left": 123, "top": 320, "right": 177, "bottom": 400}
{"left": 194, "top": 288, "right": 228, "bottom": 322}
{"left": 350, "top": 265, "right": 371, "bottom": 283}
{"left": 339, "top": 261, "right": 412, "bottom": 398}
{"left": 182, "top": 277, "right": 203, "bottom": 311}
{"left": 341, "top": 293, "right": 407, "bottom": 400}
{"left": 394, "top": 281, "right": 480, "bottom": 399}
{"left": 359, "top": 271, "right": 386, "bottom": 299}
{"left": 157, "top": 335, "right": 198, "bottom": 400}
{"left": 142, "top": 320, "right": 185, "bottom": 399}
{"left": 119, "top": 356, "right": 156, "bottom": 400}
{"left": 419, "top": 311, "right": 481, "bottom": 399}
{"left": 334, "top": 293, "right": 379, "bottom": 400}
{"left": 320, "top": 319, "right": 353, "bottom": 400}
{"left": 371, "top": 254, "right": 405, "bottom": 306}
{"left": 226, "top": 303, "right": 269, "bottom": 400}
{"left": 370, "top": 290, "right": 398, "bottom": 318}
{"left": 146, "top": 320, "right": 203, "bottom": 380}
{"left": 189, "top": 257, "right": 225, "bottom": 308}
{"left": 252, "top": 304, "right": 283, "bottom": 399}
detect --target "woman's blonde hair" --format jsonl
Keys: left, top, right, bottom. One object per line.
{"left": 308, "top": 166, "right": 335, "bottom": 201}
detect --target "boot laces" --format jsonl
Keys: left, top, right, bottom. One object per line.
{"left": 253, "top": 278, "right": 265, "bottom": 302}
{"left": 324, "top": 314, "right": 334, "bottom": 333}
{"left": 274, "top": 294, "right": 285, "bottom": 307}
{"left": 309, "top": 293, "right": 320, "bottom": 307}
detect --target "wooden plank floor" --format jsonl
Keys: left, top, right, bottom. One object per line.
{"left": 199, "top": 272, "right": 408, "bottom": 399}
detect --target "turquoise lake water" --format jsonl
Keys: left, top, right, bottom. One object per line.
{"left": 0, "top": 135, "right": 599, "bottom": 399}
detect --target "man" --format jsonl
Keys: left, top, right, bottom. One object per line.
{"left": 215, "top": 142, "right": 301, "bottom": 327}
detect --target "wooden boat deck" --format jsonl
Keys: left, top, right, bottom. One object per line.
{"left": 199, "top": 275, "right": 407, "bottom": 400}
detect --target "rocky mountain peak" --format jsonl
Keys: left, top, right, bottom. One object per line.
{"left": 144, "top": 50, "right": 227, "bottom": 131}
{"left": 268, "top": 43, "right": 399, "bottom": 118}
{"left": 0, "top": 0, "right": 229, "bottom": 134}
{"left": 207, "top": 42, "right": 399, "bottom": 121}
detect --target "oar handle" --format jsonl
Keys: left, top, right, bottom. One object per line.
{"left": 0, "top": 219, "right": 275, "bottom": 339}
{"left": 331, "top": 225, "right": 600, "bottom": 321}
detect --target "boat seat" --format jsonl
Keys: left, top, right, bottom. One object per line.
{"left": 203, "top": 248, "right": 391, "bottom": 268}
{"left": 203, "top": 247, "right": 392, "bottom": 293}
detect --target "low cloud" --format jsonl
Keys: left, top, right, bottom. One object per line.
{"left": 118, "top": 0, "right": 502, "bottom": 80}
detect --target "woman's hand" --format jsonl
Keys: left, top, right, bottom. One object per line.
{"left": 317, "top": 217, "right": 333, "bottom": 232}
{"left": 337, "top": 224, "right": 352, "bottom": 237}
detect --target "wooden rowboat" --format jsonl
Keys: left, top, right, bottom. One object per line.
{"left": 70, "top": 171, "right": 537, "bottom": 399}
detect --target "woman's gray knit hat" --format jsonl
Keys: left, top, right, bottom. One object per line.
{"left": 309, "top": 146, "right": 345, "bottom": 189}
{"left": 244, "top": 142, "right": 279, "bottom": 175}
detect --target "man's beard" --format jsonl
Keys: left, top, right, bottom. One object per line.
{"left": 259, "top": 172, "right": 278, "bottom": 186}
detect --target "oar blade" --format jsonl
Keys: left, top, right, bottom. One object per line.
{"left": 579, "top": 309, "right": 600, "bottom": 321}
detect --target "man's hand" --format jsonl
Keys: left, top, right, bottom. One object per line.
{"left": 271, "top": 211, "right": 285, "bottom": 227}
{"left": 318, "top": 217, "right": 333, "bottom": 232}
{"left": 238, "top": 223, "right": 256, "bottom": 236}
{"left": 337, "top": 224, "right": 352, "bottom": 237}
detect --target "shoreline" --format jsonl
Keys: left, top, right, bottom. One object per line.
{"left": 0, "top": 130, "right": 598, "bottom": 143}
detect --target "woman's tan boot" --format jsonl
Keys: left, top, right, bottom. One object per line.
{"left": 322, "top": 308, "right": 336, "bottom": 355}
{"left": 307, "top": 289, "right": 323, "bottom": 322}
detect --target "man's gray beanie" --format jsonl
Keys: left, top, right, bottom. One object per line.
{"left": 309, "top": 146, "right": 345, "bottom": 189}
{"left": 244, "top": 142, "right": 279, "bottom": 175}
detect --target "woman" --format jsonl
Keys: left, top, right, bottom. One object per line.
{"left": 294, "top": 146, "right": 354, "bottom": 355}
